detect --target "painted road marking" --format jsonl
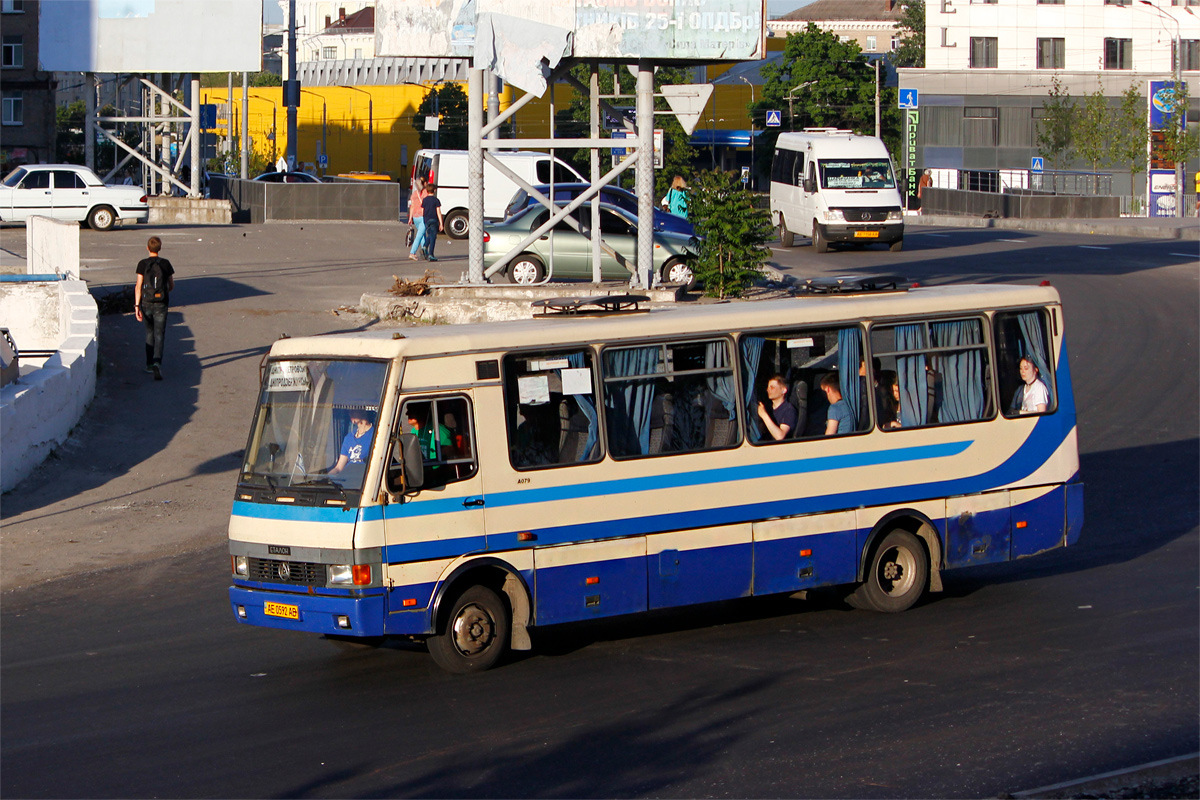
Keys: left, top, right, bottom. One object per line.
{"left": 1168, "top": 252, "right": 1198, "bottom": 259}
{"left": 1078, "top": 245, "right": 1110, "bottom": 250}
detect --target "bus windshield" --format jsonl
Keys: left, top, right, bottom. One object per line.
{"left": 241, "top": 359, "right": 388, "bottom": 494}
{"left": 819, "top": 160, "right": 896, "bottom": 189}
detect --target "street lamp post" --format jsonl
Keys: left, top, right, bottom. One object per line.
{"left": 340, "top": 85, "right": 373, "bottom": 172}
{"left": 300, "top": 89, "right": 327, "bottom": 175}
{"left": 739, "top": 76, "right": 756, "bottom": 189}
{"left": 786, "top": 81, "right": 817, "bottom": 131}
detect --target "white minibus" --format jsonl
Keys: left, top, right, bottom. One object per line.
{"left": 771, "top": 129, "right": 905, "bottom": 253}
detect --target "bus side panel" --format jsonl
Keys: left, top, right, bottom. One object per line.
{"left": 647, "top": 524, "right": 752, "bottom": 610}
{"left": 1010, "top": 485, "right": 1067, "bottom": 558}
{"left": 753, "top": 511, "right": 857, "bottom": 595}
{"left": 533, "top": 538, "right": 647, "bottom": 626}
{"left": 1065, "top": 481, "right": 1085, "bottom": 546}
{"left": 945, "top": 491, "right": 1012, "bottom": 568}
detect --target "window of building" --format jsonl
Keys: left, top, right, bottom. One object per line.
{"left": 354, "top": 48, "right": 363, "bottom": 59}
{"left": 2, "top": 92, "right": 21, "bottom": 125}
{"left": 740, "top": 326, "right": 871, "bottom": 441}
{"left": 870, "top": 318, "right": 993, "bottom": 429}
{"left": 602, "top": 339, "right": 740, "bottom": 458}
{"left": 322, "top": 46, "right": 337, "bottom": 59}
{"left": 2, "top": 35, "right": 22, "bottom": 68}
{"left": 891, "top": 36, "right": 900, "bottom": 50}
{"left": 504, "top": 350, "right": 602, "bottom": 469}
{"left": 1, "top": 0, "right": 25, "bottom": 12}
{"left": 866, "top": 35, "right": 877, "bottom": 51}
{"left": 1103, "top": 0, "right": 1128, "bottom": 6}
{"left": 994, "top": 310, "right": 1056, "bottom": 417}
{"left": 1175, "top": 39, "right": 1200, "bottom": 71}
{"left": 1037, "top": 38, "right": 1066, "bottom": 68}
{"left": 963, "top": 107, "right": 998, "bottom": 146}
{"left": 969, "top": 37, "right": 998, "bottom": 68}
{"left": 396, "top": 396, "right": 478, "bottom": 489}
{"left": 1036, "top": 0, "right": 1064, "bottom": 4}
{"left": 1104, "top": 38, "right": 1133, "bottom": 69}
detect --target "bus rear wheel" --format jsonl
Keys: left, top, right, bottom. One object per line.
{"left": 427, "top": 585, "right": 510, "bottom": 673}
{"left": 849, "top": 530, "right": 928, "bottom": 613}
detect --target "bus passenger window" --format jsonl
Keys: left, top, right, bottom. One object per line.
{"left": 603, "top": 339, "right": 740, "bottom": 458}
{"left": 870, "top": 317, "right": 993, "bottom": 429}
{"left": 740, "top": 326, "right": 870, "bottom": 442}
{"left": 994, "top": 310, "right": 1056, "bottom": 417}
{"left": 503, "top": 350, "right": 602, "bottom": 470}
{"left": 395, "top": 396, "right": 477, "bottom": 489}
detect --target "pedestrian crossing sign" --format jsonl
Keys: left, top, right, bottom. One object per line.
{"left": 765, "top": 110, "right": 782, "bottom": 127}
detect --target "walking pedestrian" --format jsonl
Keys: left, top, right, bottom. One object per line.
{"left": 662, "top": 175, "right": 689, "bottom": 220}
{"left": 408, "top": 177, "right": 428, "bottom": 261}
{"left": 421, "top": 185, "right": 444, "bottom": 262}
{"left": 134, "top": 236, "right": 175, "bottom": 381}
{"left": 917, "top": 169, "right": 932, "bottom": 215}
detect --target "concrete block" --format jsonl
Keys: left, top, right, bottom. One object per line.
{"left": 26, "top": 217, "right": 81, "bottom": 278}
{"left": 147, "top": 197, "right": 233, "bottom": 225}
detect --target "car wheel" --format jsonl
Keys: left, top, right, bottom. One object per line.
{"left": 779, "top": 221, "right": 794, "bottom": 247}
{"left": 812, "top": 221, "right": 829, "bottom": 254}
{"left": 505, "top": 254, "right": 545, "bottom": 285}
{"left": 87, "top": 205, "right": 117, "bottom": 232}
{"left": 427, "top": 585, "right": 510, "bottom": 674}
{"left": 444, "top": 209, "right": 469, "bottom": 239}
{"left": 890, "top": 238, "right": 904, "bottom": 253}
{"left": 662, "top": 258, "right": 697, "bottom": 291}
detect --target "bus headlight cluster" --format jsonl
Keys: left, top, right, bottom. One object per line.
{"left": 232, "top": 556, "right": 248, "bottom": 576}
{"left": 329, "top": 564, "right": 372, "bottom": 585}
{"left": 886, "top": 209, "right": 904, "bottom": 221}
{"left": 822, "top": 209, "right": 845, "bottom": 222}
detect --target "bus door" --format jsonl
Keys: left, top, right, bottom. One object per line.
{"left": 382, "top": 394, "right": 485, "bottom": 614}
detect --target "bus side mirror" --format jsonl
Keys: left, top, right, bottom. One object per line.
{"left": 393, "top": 433, "right": 424, "bottom": 491}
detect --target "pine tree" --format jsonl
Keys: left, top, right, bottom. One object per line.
{"left": 688, "top": 170, "right": 772, "bottom": 299}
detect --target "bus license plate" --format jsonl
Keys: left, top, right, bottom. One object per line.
{"left": 854, "top": 230, "right": 880, "bottom": 238}
{"left": 264, "top": 601, "right": 299, "bottom": 620}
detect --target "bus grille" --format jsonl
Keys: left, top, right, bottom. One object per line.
{"left": 837, "top": 208, "right": 895, "bottom": 222}
{"left": 248, "top": 558, "right": 327, "bottom": 586}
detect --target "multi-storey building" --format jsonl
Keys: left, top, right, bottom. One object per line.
{"left": 770, "top": 0, "right": 905, "bottom": 54}
{"left": 901, "top": 0, "right": 1199, "bottom": 195}
{"left": 1, "top": 0, "right": 58, "bottom": 169}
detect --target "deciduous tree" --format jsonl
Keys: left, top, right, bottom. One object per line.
{"left": 688, "top": 170, "right": 771, "bottom": 299}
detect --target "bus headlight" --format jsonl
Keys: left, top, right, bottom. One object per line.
{"left": 233, "top": 555, "right": 248, "bottom": 576}
{"left": 822, "top": 209, "right": 845, "bottom": 222}
{"left": 886, "top": 209, "right": 904, "bottom": 221}
{"left": 329, "top": 564, "right": 372, "bottom": 585}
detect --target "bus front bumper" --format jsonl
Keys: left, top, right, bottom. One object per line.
{"left": 229, "top": 585, "right": 386, "bottom": 637}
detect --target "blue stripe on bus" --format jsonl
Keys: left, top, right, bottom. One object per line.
{"left": 231, "top": 500, "right": 360, "bottom": 523}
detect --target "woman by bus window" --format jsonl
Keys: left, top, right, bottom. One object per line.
{"left": 1014, "top": 357, "right": 1049, "bottom": 414}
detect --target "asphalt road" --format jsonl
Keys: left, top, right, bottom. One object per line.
{"left": 1, "top": 221, "right": 1197, "bottom": 798}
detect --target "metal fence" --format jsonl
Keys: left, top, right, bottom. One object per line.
{"left": 1118, "top": 194, "right": 1199, "bottom": 217}
{"left": 919, "top": 168, "right": 1115, "bottom": 197}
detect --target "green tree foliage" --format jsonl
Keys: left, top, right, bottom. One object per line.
{"left": 688, "top": 170, "right": 771, "bottom": 299}
{"left": 1036, "top": 76, "right": 1075, "bottom": 170}
{"left": 200, "top": 72, "right": 281, "bottom": 88}
{"left": 754, "top": 25, "right": 901, "bottom": 165}
{"left": 892, "top": 0, "right": 925, "bottom": 68}
{"left": 413, "top": 83, "right": 469, "bottom": 150}
{"left": 1073, "top": 81, "right": 1111, "bottom": 190}
{"left": 55, "top": 101, "right": 127, "bottom": 171}
{"left": 564, "top": 64, "right": 697, "bottom": 198}
{"left": 1111, "top": 82, "right": 1148, "bottom": 201}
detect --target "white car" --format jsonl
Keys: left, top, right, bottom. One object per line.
{"left": 0, "top": 164, "right": 149, "bottom": 231}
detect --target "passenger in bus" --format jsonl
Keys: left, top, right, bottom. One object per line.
{"left": 329, "top": 410, "right": 375, "bottom": 477}
{"left": 756, "top": 374, "right": 797, "bottom": 441}
{"left": 878, "top": 370, "right": 902, "bottom": 429}
{"left": 1015, "top": 357, "right": 1049, "bottom": 414}
{"left": 407, "top": 406, "right": 452, "bottom": 461}
{"left": 821, "top": 373, "right": 854, "bottom": 435}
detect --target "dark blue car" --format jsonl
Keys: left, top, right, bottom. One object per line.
{"left": 504, "top": 183, "right": 694, "bottom": 237}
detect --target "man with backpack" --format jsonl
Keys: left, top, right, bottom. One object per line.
{"left": 134, "top": 236, "right": 175, "bottom": 381}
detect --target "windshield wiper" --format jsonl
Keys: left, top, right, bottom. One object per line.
{"left": 291, "top": 477, "right": 348, "bottom": 499}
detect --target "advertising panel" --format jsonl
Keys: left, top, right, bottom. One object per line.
{"left": 1149, "top": 80, "right": 1187, "bottom": 131}
{"left": 1148, "top": 169, "right": 1178, "bottom": 217}
{"left": 39, "top": 0, "right": 261, "bottom": 73}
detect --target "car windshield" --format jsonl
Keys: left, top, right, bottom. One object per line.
{"left": 818, "top": 160, "right": 896, "bottom": 189}
{"left": 241, "top": 359, "right": 388, "bottom": 496}
{"left": 2, "top": 167, "right": 27, "bottom": 188}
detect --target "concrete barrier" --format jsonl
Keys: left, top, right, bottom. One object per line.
{"left": 360, "top": 284, "right": 682, "bottom": 325}
{"left": 0, "top": 278, "right": 98, "bottom": 492}
{"left": 26, "top": 217, "right": 81, "bottom": 279}
{"left": 209, "top": 176, "right": 400, "bottom": 223}
{"left": 923, "top": 188, "right": 1121, "bottom": 219}
{"left": 147, "top": 197, "right": 233, "bottom": 225}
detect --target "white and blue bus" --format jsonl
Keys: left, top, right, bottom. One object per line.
{"left": 228, "top": 282, "right": 1084, "bottom": 672}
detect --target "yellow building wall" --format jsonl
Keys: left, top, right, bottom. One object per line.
{"left": 200, "top": 83, "right": 573, "bottom": 184}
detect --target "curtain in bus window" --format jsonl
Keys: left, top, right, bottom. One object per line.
{"left": 740, "top": 336, "right": 764, "bottom": 440}
{"left": 1017, "top": 311, "right": 1053, "bottom": 394}
{"left": 567, "top": 352, "right": 599, "bottom": 461}
{"left": 604, "top": 346, "right": 660, "bottom": 456}
{"left": 895, "top": 325, "right": 928, "bottom": 428}
{"left": 836, "top": 328, "right": 862, "bottom": 428}
{"left": 705, "top": 341, "right": 737, "bottom": 419}
{"left": 931, "top": 320, "right": 985, "bottom": 423}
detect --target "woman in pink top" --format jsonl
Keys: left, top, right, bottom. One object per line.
{"left": 408, "top": 178, "right": 428, "bottom": 261}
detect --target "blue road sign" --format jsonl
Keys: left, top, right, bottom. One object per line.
{"left": 318, "top": 154, "right": 329, "bottom": 168}
{"left": 898, "top": 89, "right": 919, "bottom": 109}
{"left": 1031, "top": 157, "right": 1044, "bottom": 173}
{"left": 765, "top": 109, "right": 782, "bottom": 127}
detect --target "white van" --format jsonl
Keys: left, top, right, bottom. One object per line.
{"left": 770, "top": 129, "right": 904, "bottom": 253}
{"left": 411, "top": 149, "right": 584, "bottom": 239}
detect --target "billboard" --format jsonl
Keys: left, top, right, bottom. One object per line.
{"left": 376, "top": 0, "right": 766, "bottom": 66}
{"left": 39, "top": 0, "right": 261, "bottom": 73}
{"left": 1149, "top": 80, "right": 1187, "bottom": 131}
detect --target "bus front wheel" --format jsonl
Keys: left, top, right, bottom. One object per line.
{"left": 428, "top": 585, "right": 511, "bottom": 673}
{"left": 849, "top": 530, "right": 928, "bottom": 613}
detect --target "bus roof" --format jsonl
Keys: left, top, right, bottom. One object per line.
{"left": 270, "top": 283, "right": 1062, "bottom": 361}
